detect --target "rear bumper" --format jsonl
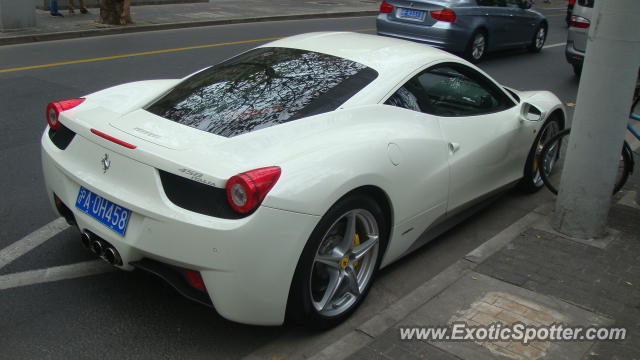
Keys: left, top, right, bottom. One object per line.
{"left": 376, "top": 15, "right": 469, "bottom": 53}
{"left": 565, "top": 40, "right": 585, "bottom": 66}
{"left": 41, "top": 128, "right": 320, "bottom": 325}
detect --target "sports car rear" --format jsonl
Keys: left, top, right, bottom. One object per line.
{"left": 41, "top": 98, "right": 321, "bottom": 325}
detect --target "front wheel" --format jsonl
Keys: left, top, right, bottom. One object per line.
{"left": 528, "top": 24, "right": 547, "bottom": 53}
{"left": 538, "top": 129, "right": 634, "bottom": 195}
{"left": 518, "top": 118, "right": 561, "bottom": 193}
{"left": 287, "top": 194, "right": 387, "bottom": 329}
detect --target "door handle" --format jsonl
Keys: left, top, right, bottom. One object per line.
{"left": 448, "top": 142, "right": 460, "bottom": 154}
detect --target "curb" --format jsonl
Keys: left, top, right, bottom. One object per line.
{"left": 308, "top": 203, "right": 549, "bottom": 360}
{"left": 0, "top": 11, "right": 377, "bottom": 46}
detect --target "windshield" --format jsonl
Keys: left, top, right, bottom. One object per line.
{"left": 147, "top": 47, "right": 378, "bottom": 137}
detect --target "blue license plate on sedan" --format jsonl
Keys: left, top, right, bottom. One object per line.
{"left": 75, "top": 186, "right": 131, "bottom": 236}
{"left": 399, "top": 8, "right": 425, "bottom": 20}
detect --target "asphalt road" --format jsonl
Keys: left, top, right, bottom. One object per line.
{"left": 0, "top": 10, "right": 580, "bottom": 359}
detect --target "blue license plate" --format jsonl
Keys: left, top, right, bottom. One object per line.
{"left": 399, "top": 8, "right": 425, "bottom": 20}
{"left": 75, "top": 186, "right": 131, "bottom": 236}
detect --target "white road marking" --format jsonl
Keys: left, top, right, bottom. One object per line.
{"left": 0, "top": 218, "right": 117, "bottom": 291}
{"left": 0, "top": 217, "right": 70, "bottom": 270}
{"left": 543, "top": 42, "right": 565, "bottom": 49}
{"left": 0, "top": 260, "right": 113, "bottom": 290}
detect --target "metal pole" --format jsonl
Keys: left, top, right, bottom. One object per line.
{"left": 552, "top": 0, "right": 640, "bottom": 239}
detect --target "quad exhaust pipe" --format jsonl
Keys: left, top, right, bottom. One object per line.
{"left": 81, "top": 231, "right": 123, "bottom": 266}
{"left": 104, "top": 247, "right": 122, "bottom": 267}
{"left": 80, "top": 232, "right": 91, "bottom": 250}
{"left": 90, "top": 239, "right": 104, "bottom": 257}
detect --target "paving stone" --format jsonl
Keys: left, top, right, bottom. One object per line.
{"left": 398, "top": 273, "right": 610, "bottom": 360}
{"left": 342, "top": 204, "right": 639, "bottom": 360}
{"left": 413, "top": 343, "right": 462, "bottom": 360}
{"left": 397, "top": 338, "right": 433, "bottom": 355}
{"left": 475, "top": 204, "right": 640, "bottom": 360}
{"left": 368, "top": 333, "right": 397, "bottom": 356}
{"left": 346, "top": 346, "right": 389, "bottom": 360}
{"left": 385, "top": 345, "right": 421, "bottom": 360}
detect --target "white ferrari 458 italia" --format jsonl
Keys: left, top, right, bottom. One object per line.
{"left": 42, "top": 32, "right": 565, "bottom": 327}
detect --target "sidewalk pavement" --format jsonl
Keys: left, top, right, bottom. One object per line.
{"left": 0, "top": 0, "right": 569, "bottom": 46}
{"left": 311, "top": 189, "right": 640, "bottom": 360}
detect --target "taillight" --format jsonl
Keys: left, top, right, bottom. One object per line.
{"left": 569, "top": 15, "right": 590, "bottom": 28}
{"left": 380, "top": 0, "right": 394, "bottom": 13}
{"left": 430, "top": 8, "right": 456, "bottom": 22}
{"left": 46, "top": 98, "right": 85, "bottom": 131}
{"left": 226, "top": 166, "right": 281, "bottom": 214}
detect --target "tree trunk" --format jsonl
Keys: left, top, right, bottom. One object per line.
{"left": 99, "top": 0, "right": 132, "bottom": 25}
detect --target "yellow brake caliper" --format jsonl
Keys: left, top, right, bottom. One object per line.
{"left": 352, "top": 233, "right": 361, "bottom": 268}
{"left": 533, "top": 143, "right": 542, "bottom": 173}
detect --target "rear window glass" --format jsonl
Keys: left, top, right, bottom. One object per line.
{"left": 147, "top": 47, "right": 378, "bottom": 137}
{"left": 577, "top": 0, "right": 593, "bottom": 7}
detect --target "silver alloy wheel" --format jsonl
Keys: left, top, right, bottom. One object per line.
{"left": 472, "top": 33, "right": 486, "bottom": 60}
{"left": 535, "top": 27, "right": 546, "bottom": 49}
{"left": 309, "top": 209, "right": 379, "bottom": 317}
{"left": 534, "top": 121, "right": 560, "bottom": 186}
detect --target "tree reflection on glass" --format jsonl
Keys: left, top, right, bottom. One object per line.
{"left": 148, "top": 47, "right": 378, "bottom": 137}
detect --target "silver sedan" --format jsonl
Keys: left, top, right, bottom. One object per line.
{"left": 376, "top": 0, "right": 548, "bottom": 62}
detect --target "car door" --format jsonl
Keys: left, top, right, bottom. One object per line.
{"left": 381, "top": 83, "right": 452, "bottom": 259}
{"left": 411, "top": 62, "right": 529, "bottom": 213}
{"left": 383, "top": 84, "right": 450, "bottom": 218}
{"left": 505, "top": 0, "right": 539, "bottom": 45}
{"left": 476, "top": 0, "right": 512, "bottom": 49}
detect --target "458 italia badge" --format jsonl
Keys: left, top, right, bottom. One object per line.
{"left": 101, "top": 154, "right": 111, "bottom": 173}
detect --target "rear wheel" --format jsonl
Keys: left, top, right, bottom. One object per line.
{"left": 465, "top": 31, "right": 487, "bottom": 63}
{"left": 572, "top": 63, "right": 582, "bottom": 77}
{"left": 287, "top": 194, "right": 387, "bottom": 329}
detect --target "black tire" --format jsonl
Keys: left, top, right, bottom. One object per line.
{"left": 572, "top": 63, "right": 582, "bottom": 77}
{"left": 286, "top": 193, "right": 388, "bottom": 329}
{"left": 518, "top": 118, "right": 562, "bottom": 193}
{"left": 538, "top": 129, "right": 633, "bottom": 195}
{"left": 465, "top": 30, "right": 487, "bottom": 63}
{"left": 528, "top": 23, "right": 547, "bottom": 53}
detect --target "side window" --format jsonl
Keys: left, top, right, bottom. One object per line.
{"left": 476, "top": 0, "right": 496, "bottom": 6}
{"left": 384, "top": 74, "right": 433, "bottom": 112}
{"left": 385, "top": 63, "right": 515, "bottom": 117}
{"left": 386, "top": 87, "right": 421, "bottom": 112}
{"left": 417, "top": 65, "right": 512, "bottom": 116}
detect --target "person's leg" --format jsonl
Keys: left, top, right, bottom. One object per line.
{"left": 79, "top": 0, "right": 88, "bottom": 13}
{"left": 50, "top": 0, "right": 63, "bottom": 16}
{"left": 69, "top": 0, "right": 75, "bottom": 13}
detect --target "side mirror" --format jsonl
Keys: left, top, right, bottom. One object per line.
{"left": 521, "top": 102, "right": 544, "bottom": 122}
{"left": 519, "top": 0, "right": 532, "bottom": 9}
